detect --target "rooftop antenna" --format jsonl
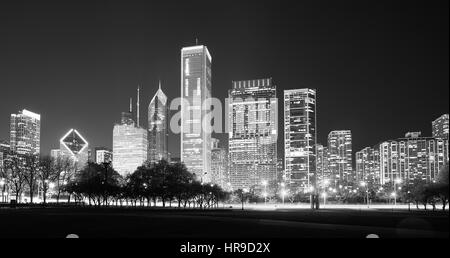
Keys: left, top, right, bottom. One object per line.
{"left": 158, "top": 80, "right": 161, "bottom": 90}
{"left": 196, "top": 38, "right": 198, "bottom": 45}
{"left": 129, "top": 97, "right": 133, "bottom": 113}
{"left": 137, "top": 86, "right": 140, "bottom": 127}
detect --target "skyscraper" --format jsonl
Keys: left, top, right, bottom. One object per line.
{"left": 59, "top": 129, "right": 89, "bottom": 168}
{"left": 0, "top": 141, "right": 10, "bottom": 172}
{"left": 113, "top": 95, "right": 148, "bottom": 177}
{"left": 229, "top": 78, "right": 278, "bottom": 190}
{"left": 10, "top": 109, "right": 41, "bottom": 155}
{"left": 432, "top": 114, "right": 449, "bottom": 139}
{"left": 355, "top": 147, "right": 380, "bottom": 185}
{"left": 211, "top": 138, "right": 229, "bottom": 190}
{"left": 181, "top": 45, "right": 212, "bottom": 182}
{"left": 327, "top": 130, "right": 353, "bottom": 184}
{"left": 315, "top": 144, "right": 331, "bottom": 183}
{"left": 378, "top": 132, "right": 448, "bottom": 185}
{"left": 148, "top": 81, "right": 169, "bottom": 163}
{"left": 284, "top": 89, "right": 316, "bottom": 189}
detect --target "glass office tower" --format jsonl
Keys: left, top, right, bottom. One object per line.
{"left": 328, "top": 130, "right": 353, "bottom": 184}
{"left": 148, "top": 82, "right": 169, "bottom": 164}
{"left": 181, "top": 45, "right": 212, "bottom": 183}
{"left": 229, "top": 78, "right": 278, "bottom": 190}
{"left": 10, "top": 109, "right": 41, "bottom": 155}
{"left": 113, "top": 105, "right": 148, "bottom": 177}
{"left": 284, "top": 89, "right": 316, "bottom": 190}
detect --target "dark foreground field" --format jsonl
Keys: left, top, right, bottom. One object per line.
{"left": 0, "top": 207, "right": 448, "bottom": 238}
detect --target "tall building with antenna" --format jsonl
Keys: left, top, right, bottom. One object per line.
{"left": 113, "top": 88, "right": 148, "bottom": 176}
{"left": 180, "top": 45, "right": 212, "bottom": 183}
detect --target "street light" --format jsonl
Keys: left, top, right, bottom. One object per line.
{"left": 241, "top": 188, "right": 249, "bottom": 210}
{"left": 0, "top": 178, "right": 5, "bottom": 203}
{"left": 280, "top": 182, "right": 286, "bottom": 205}
{"left": 262, "top": 180, "right": 268, "bottom": 205}
{"left": 321, "top": 192, "right": 327, "bottom": 206}
{"left": 391, "top": 192, "right": 397, "bottom": 205}
{"left": 281, "top": 190, "right": 287, "bottom": 205}
{"left": 360, "top": 181, "right": 369, "bottom": 208}
{"left": 393, "top": 178, "right": 402, "bottom": 206}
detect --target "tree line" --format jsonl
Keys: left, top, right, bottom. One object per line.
{"left": 1, "top": 153, "right": 77, "bottom": 204}
{"left": 0, "top": 152, "right": 229, "bottom": 209}
{"left": 66, "top": 160, "right": 229, "bottom": 208}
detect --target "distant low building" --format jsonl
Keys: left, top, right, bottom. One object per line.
{"left": 50, "top": 149, "right": 61, "bottom": 159}
{"left": 95, "top": 147, "right": 113, "bottom": 164}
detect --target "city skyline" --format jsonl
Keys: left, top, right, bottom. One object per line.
{"left": 1, "top": 1, "right": 448, "bottom": 158}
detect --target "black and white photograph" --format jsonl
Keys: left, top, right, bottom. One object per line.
{"left": 0, "top": 0, "right": 448, "bottom": 253}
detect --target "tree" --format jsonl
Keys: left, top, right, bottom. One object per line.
{"left": 69, "top": 162, "right": 122, "bottom": 206}
{"left": 400, "top": 183, "right": 415, "bottom": 211}
{"left": 166, "top": 162, "right": 194, "bottom": 208}
{"left": 22, "top": 154, "right": 40, "bottom": 203}
{"left": 435, "top": 164, "right": 449, "bottom": 210}
{"left": 53, "top": 156, "right": 74, "bottom": 203}
{"left": 235, "top": 189, "right": 249, "bottom": 210}
{"left": 38, "top": 156, "right": 58, "bottom": 204}
{"left": 4, "top": 154, "right": 26, "bottom": 202}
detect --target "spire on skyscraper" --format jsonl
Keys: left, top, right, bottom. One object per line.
{"left": 137, "top": 86, "right": 140, "bottom": 127}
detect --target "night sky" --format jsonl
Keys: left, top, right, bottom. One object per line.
{"left": 0, "top": 0, "right": 448, "bottom": 159}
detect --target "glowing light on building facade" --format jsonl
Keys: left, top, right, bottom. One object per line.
{"left": 10, "top": 109, "right": 41, "bottom": 155}
{"left": 148, "top": 81, "right": 169, "bottom": 163}
{"left": 229, "top": 78, "right": 278, "bottom": 190}
{"left": 181, "top": 45, "right": 212, "bottom": 182}
{"left": 284, "top": 89, "right": 316, "bottom": 189}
